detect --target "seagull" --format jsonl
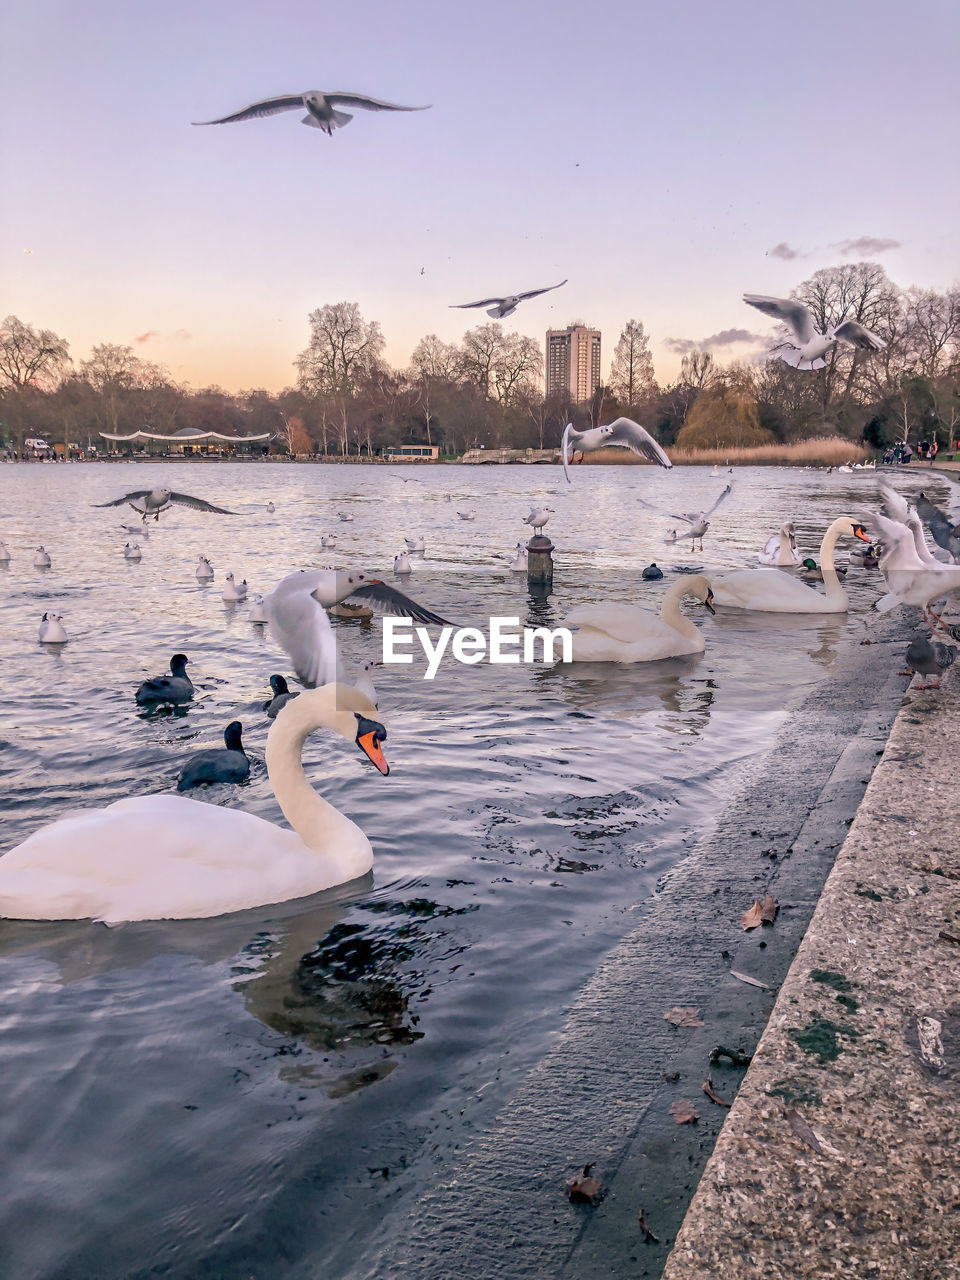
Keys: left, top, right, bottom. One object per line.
{"left": 394, "top": 552, "right": 413, "bottom": 575}
{"left": 450, "top": 279, "right": 567, "bottom": 320}
{"left": 867, "top": 512, "right": 960, "bottom": 622}
{"left": 195, "top": 556, "right": 214, "bottom": 580}
{"left": 405, "top": 536, "right": 425, "bottom": 552}
{"left": 743, "top": 294, "right": 886, "bottom": 370}
{"left": 561, "top": 418, "right": 672, "bottom": 481}
{"left": 222, "top": 573, "right": 248, "bottom": 603}
{"left": 636, "top": 485, "right": 733, "bottom": 552}
{"left": 457, "top": 511, "right": 476, "bottom": 521}
{"left": 321, "top": 534, "right": 337, "bottom": 548}
{"left": 249, "top": 595, "right": 268, "bottom": 624}
{"left": 192, "top": 91, "right": 430, "bottom": 137}
{"left": 265, "top": 568, "right": 452, "bottom": 687}
{"left": 38, "top": 612, "right": 68, "bottom": 644}
{"left": 338, "top": 512, "right": 355, "bottom": 522}
{"left": 34, "top": 546, "right": 51, "bottom": 568}
{"left": 94, "top": 487, "right": 235, "bottom": 521}
{"left": 523, "top": 507, "right": 554, "bottom": 533}
{"left": 123, "top": 543, "right": 142, "bottom": 561}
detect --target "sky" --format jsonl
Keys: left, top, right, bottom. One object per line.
{"left": 2, "top": 0, "right": 959, "bottom": 394}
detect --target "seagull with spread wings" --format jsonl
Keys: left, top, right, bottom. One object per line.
{"left": 265, "top": 568, "right": 452, "bottom": 687}
{"left": 93, "top": 486, "right": 235, "bottom": 521}
{"left": 561, "top": 418, "right": 672, "bottom": 481}
{"left": 193, "top": 90, "right": 430, "bottom": 137}
{"left": 450, "top": 280, "right": 567, "bottom": 320}
{"left": 743, "top": 293, "right": 886, "bottom": 371}
{"left": 636, "top": 484, "right": 733, "bottom": 552}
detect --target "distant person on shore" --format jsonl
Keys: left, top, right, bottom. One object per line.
{"left": 919, "top": 439, "right": 929, "bottom": 460}
{"left": 882, "top": 447, "right": 894, "bottom": 465}
{"left": 902, "top": 442, "right": 913, "bottom": 464}
{"left": 929, "top": 439, "right": 939, "bottom": 465}
{"left": 893, "top": 442, "right": 903, "bottom": 464}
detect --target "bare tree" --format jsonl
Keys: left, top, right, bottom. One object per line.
{"left": 680, "top": 349, "right": 715, "bottom": 391}
{"left": 608, "top": 319, "right": 656, "bottom": 408}
{"left": 0, "top": 316, "right": 70, "bottom": 390}
{"left": 295, "top": 302, "right": 385, "bottom": 454}
{"left": 492, "top": 333, "right": 542, "bottom": 407}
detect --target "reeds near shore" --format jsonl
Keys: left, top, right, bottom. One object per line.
{"left": 578, "top": 437, "right": 871, "bottom": 467}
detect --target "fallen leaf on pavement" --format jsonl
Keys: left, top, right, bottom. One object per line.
{"left": 664, "top": 1006, "right": 704, "bottom": 1027}
{"left": 567, "top": 1163, "right": 604, "bottom": 1204}
{"left": 702, "top": 1075, "right": 732, "bottom": 1107}
{"left": 730, "top": 969, "right": 769, "bottom": 989}
{"left": 761, "top": 893, "right": 780, "bottom": 923}
{"left": 637, "top": 1208, "right": 660, "bottom": 1243}
{"left": 784, "top": 1107, "right": 840, "bottom": 1157}
{"left": 741, "top": 893, "right": 779, "bottom": 930}
{"left": 670, "top": 1099, "right": 699, "bottom": 1124}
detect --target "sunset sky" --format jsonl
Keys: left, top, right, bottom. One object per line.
{"left": 3, "top": 0, "right": 958, "bottom": 393}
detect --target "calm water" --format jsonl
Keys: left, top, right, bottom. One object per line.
{"left": 0, "top": 460, "right": 948, "bottom": 1278}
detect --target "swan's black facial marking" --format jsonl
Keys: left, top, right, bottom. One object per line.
{"left": 703, "top": 590, "right": 716, "bottom": 615}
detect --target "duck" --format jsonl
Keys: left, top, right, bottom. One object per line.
{"left": 249, "top": 595, "right": 268, "bottom": 624}
{"left": 799, "top": 557, "right": 847, "bottom": 581}
{"left": 711, "top": 518, "right": 869, "bottom": 613}
{"left": 642, "top": 563, "right": 664, "bottom": 580}
{"left": 177, "top": 721, "right": 250, "bottom": 791}
{"left": 394, "top": 552, "right": 413, "bottom": 575}
{"left": 264, "top": 674, "right": 299, "bottom": 718}
{"left": 196, "top": 556, "right": 214, "bottom": 580}
{"left": 123, "top": 542, "right": 142, "bottom": 561}
{"left": 34, "top": 546, "right": 51, "bottom": 568}
{"left": 563, "top": 576, "right": 715, "bottom": 663}
{"left": 849, "top": 545, "right": 879, "bottom": 569}
{"left": 0, "top": 685, "right": 388, "bottom": 922}
{"left": 135, "top": 653, "right": 194, "bottom": 705}
{"left": 222, "top": 573, "right": 248, "bottom": 602}
{"left": 758, "top": 523, "right": 800, "bottom": 566}
{"left": 405, "top": 536, "right": 425, "bottom": 552}
{"left": 321, "top": 534, "right": 337, "bottom": 548}
{"left": 38, "top": 612, "right": 68, "bottom": 643}
{"left": 0, "top": 542, "right": 10, "bottom": 563}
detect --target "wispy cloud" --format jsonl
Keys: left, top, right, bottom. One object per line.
{"left": 831, "top": 236, "right": 901, "bottom": 256}
{"left": 663, "top": 328, "right": 765, "bottom": 355}
{"left": 134, "top": 328, "right": 192, "bottom": 344}
{"left": 135, "top": 330, "right": 158, "bottom": 344}
{"left": 767, "top": 241, "right": 802, "bottom": 260}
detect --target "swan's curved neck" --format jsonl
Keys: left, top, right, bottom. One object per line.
{"left": 660, "top": 581, "right": 701, "bottom": 641}
{"left": 818, "top": 520, "right": 849, "bottom": 597}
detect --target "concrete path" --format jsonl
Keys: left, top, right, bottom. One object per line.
{"left": 662, "top": 660, "right": 960, "bottom": 1280}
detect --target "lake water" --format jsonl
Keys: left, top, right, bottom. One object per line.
{"left": 0, "top": 459, "right": 950, "bottom": 1278}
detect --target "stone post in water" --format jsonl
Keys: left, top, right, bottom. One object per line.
{"left": 526, "top": 534, "right": 554, "bottom": 595}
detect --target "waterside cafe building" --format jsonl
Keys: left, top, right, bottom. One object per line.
{"left": 98, "top": 427, "right": 274, "bottom": 457}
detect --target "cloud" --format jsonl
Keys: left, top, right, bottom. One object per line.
{"left": 135, "top": 330, "right": 158, "bottom": 344}
{"left": 831, "top": 236, "right": 901, "bottom": 256}
{"left": 663, "top": 328, "right": 765, "bottom": 355}
{"left": 134, "top": 329, "right": 191, "bottom": 344}
{"left": 173, "top": 328, "right": 192, "bottom": 341}
{"left": 767, "top": 241, "right": 802, "bottom": 260}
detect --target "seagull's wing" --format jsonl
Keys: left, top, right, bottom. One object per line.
{"left": 192, "top": 95, "right": 306, "bottom": 125}
{"left": 702, "top": 483, "right": 734, "bottom": 518}
{"left": 561, "top": 423, "right": 575, "bottom": 483}
{"left": 743, "top": 294, "right": 815, "bottom": 345}
{"left": 92, "top": 490, "right": 152, "bottom": 508}
{"left": 515, "top": 279, "right": 568, "bottom": 302}
{"left": 634, "top": 495, "right": 694, "bottom": 524}
{"left": 325, "top": 93, "right": 431, "bottom": 112}
{"left": 879, "top": 484, "right": 910, "bottom": 524}
{"left": 265, "top": 580, "right": 338, "bottom": 688}
{"left": 449, "top": 296, "right": 504, "bottom": 309}
{"left": 347, "top": 580, "right": 453, "bottom": 626}
{"left": 168, "top": 491, "right": 237, "bottom": 514}
{"left": 833, "top": 320, "right": 886, "bottom": 351}
{"left": 604, "top": 417, "right": 673, "bottom": 469}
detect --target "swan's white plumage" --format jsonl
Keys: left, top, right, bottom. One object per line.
{"left": 564, "top": 576, "right": 713, "bottom": 662}
{"left": 713, "top": 517, "right": 862, "bottom": 613}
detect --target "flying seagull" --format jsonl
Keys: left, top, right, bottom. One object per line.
{"left": 94, "top": 486, "right": 235, "bottom": 521}
{"left": 450, "top": 280, "right": 567, "bottom": 320}
{"left": 192, "top": 91, "right": 430, "bottom": 137}
{"left": 636, "top": 484, "right": 733, "bottom": 551}
{"left": 561, "top": 417, "right": 672, "bottom": 482}
{"left": 265, "top": 568, "right": 452, "bottom": 687}
{"left": 743, "top": 294, "right": 886, "bottom": 370}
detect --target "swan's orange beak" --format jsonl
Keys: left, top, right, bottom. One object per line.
{"left": 853, "top": 523, "right": 870, "bottom": 542}
{"left": 357, "top": 729, "right": 389, "bottom": 775}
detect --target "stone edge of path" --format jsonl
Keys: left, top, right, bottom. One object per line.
{"left": 661, "top": 663, "right": 960, "bottom": 1280}
{"left": 347, "top": 618, "right": 915, "bottom": 1280}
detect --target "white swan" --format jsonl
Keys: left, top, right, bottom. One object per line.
{"left": 712, "top": 518, "right": 868, "bottom": 613}
{"left": 0, "top": 685, "right": 388, "bottom": 923}
{"left": 222, "top": 573, "right": 248, "bottom": 602}
{"left": 758, "top": 523, "right": 800, "bottom": 566}
{"left": 563, "top": 576, "right": 715, "bottom": 663}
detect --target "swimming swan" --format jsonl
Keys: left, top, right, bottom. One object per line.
{"left": 758, "top": 523, "right": 800, "bottom": 566}
{"left": 563, "top": 575, "right": 715, "bottom": 662}
{"left": 0, "top": 684, "right": 388, "bottom": 922}
{"left": 712, "top": 518, "right": 868, "bottom": 613}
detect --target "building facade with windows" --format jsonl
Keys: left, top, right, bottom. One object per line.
{"left": 545, "top": 325, "right": 602, "bottom": 402}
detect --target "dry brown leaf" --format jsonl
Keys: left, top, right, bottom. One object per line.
{"left": 670, "top": 1099, "right": 699, "bottom": 1124}
{"left": 663, "top": 1006, "right": 704, "bottom": 1027}
{"left": 760, "top": 893, "right": 780, "bottom": 924}
{"left": 730, "top": 969, "right": 769, "bottom": 989}
{"left": 785, "top": 1107, "right": 823, "bottom": 1154}
{"left": 701, "top": 1075, "right": 732, "bottom": 1107}
{"left": 740, "top": 900, "right": 764, "bottom": 930}
{"left": 567, "top": 1163, "right": 604, "bottom": 1204}
{"left": 637, "top": 1208, "right": 660, "bottom": 1243}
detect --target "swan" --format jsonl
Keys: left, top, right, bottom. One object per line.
{"left": 758, "top": 524, "right": 800, "bottom": 566}
{"left": 38, "top": 613, "right": 68, "bottom": 643}
{"left": 177, "top": 721, "right": 250, "bottom": 790}
{"left": 34, "top": 546, "right": 51, "bottom": 568}
{"left": 0, "top": 685, "right": 388, "bottom": 922}
{"left": 136, "top": 653, "right": 194, "bottom": 705}
{"left": 879, "top": 485, "right": 941, "bottom": 565}
{"left": 0, "top": 542, "right": 10, "bottom": 563}
{"left": 405, "top": 536, "right": 425, "bottom": 552}
{"left": 563, "top": 576, "right": 715, "bottom": 663}
{"left": 712, "top": 518, "right": 869, "bottom": 613}
{"left": 222, "top": 573, "right": 248, "bottom": 602}
{"left": 123, "top": 542, "right": 142, "bottom": 561}
{"left": 196, "top": 556, "right": 214, "bottom": 580}
{"left": 867, "top": 512, "right": 960, "bottom": 621}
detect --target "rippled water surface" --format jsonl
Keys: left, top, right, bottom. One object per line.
{"left": 0, "top": 460, "right": 950, "bottom": 1278}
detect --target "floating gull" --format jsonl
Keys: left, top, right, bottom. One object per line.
{"left": 394, "top": 552, "right": 413, "bottom": 575}
{"left": 222, "top": 573, "right": 248, "bottom": 602}
{"left": 0, "top": 542, "right": 10, "bottom": 563}
{"left": 193, "top": 91, "right": 430, "bottom": 137}
{"left": 457, "top": 511, "right": 476, "bottom": 521}
{"left": 743, "top": 293, "right": 886, "bottom": 370}
{"left": 123, "top": 542, "right": 142, "bottom": 561}
{"left": 450, "top": 279, "right": 567, "bottom": 320}
{"left": 405, "top": 536, "right": 425, "bottom": 552}
{"left": 338, "top": 512, "right": 355, "bottom": 522}
{"left": 94, "top": 486, "right": 235, "bottom": 521}
{"left": 34, "top": 546, "right": 51, "bottom": 568}
{"left": 561, "top": 417, "right": 672, "bottom": 481}
{"left": 38, "top": 613, "right": 68, "bottom": 644}
{"left": 249, "top": 595, "right": 268, "bottom": 624}
{"left": 196, "top": 556, "right": 214, "bottom": 580}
